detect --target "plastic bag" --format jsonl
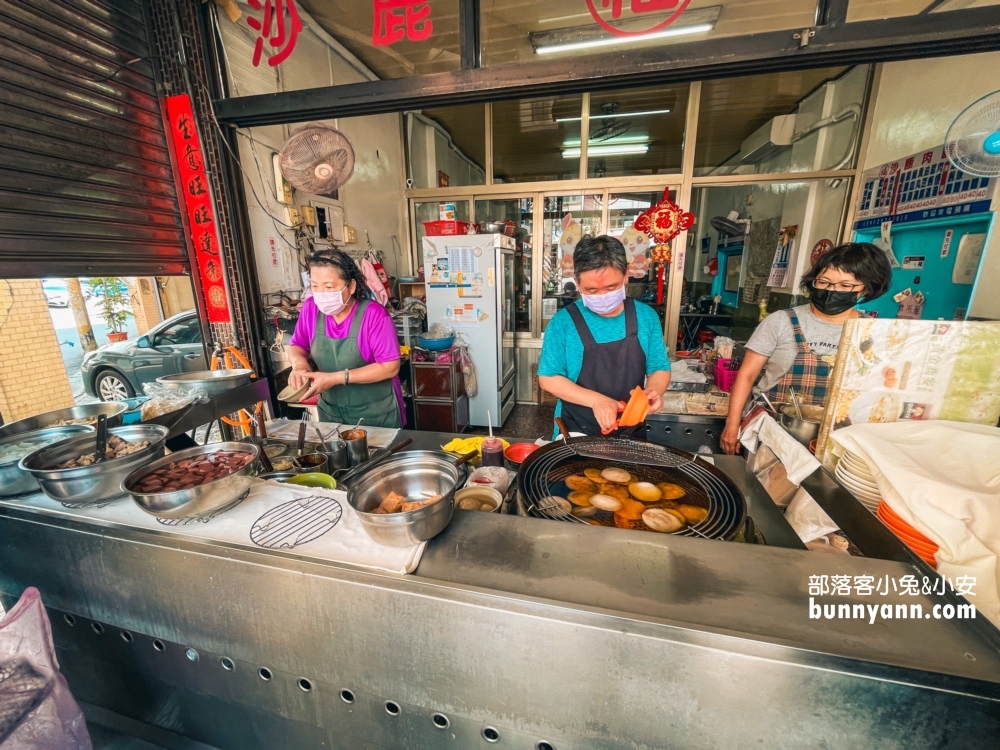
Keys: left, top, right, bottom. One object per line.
{"left": 0, "top": 588, "right": 92, "bottom": 749}
{"left": 466, "top": 466, "right": 513, "bottom": 495}
{"left": 456, "top": 345, "right": 477, "bottom": 397}
{"left": 784, "top": 487, "right": 840, "bottom": 544}
{"left": 140, "top": 381, "right": 206, "bottom": 422}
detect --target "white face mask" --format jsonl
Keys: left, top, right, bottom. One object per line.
{"left": 313, "top": 288, "right": 349, "bottom": 316}
{"left": 580, "top": 284, "right": 626, "bottom": 314}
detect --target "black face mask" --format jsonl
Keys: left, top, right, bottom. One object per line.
{"left": 810, "top": 288, "right": 862, "bottom": 315}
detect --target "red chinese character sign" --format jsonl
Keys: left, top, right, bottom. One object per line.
{"left": 632, "top": 188, "right": 694, "bottom": 265}
{"left": 165, "top": 94, "right": 231, "bottom": 324}
{"left": 246, "top": 0, "right": 303, "bottom": 67}
{"left": 373, "top": 0, "right": 433, "bottom": 46}
{"left": 587, "top": 0, "right": 691, "bottom": 37}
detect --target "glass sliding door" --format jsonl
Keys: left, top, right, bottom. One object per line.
{"left": 541, "top": 194, "right": 603, "bottom": 331}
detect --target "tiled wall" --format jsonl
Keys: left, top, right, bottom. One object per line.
{"left": 0, "top": 280, "right": 74, "bottom": 421}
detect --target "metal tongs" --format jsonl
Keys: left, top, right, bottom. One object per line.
{"left": 252, "top": 412, "right": 275, "bottom": 474}
{"left": 93, "top": 413, "right": 108, "bottom": 464}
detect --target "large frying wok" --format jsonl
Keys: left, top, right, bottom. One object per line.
{"left": 517, "top": 437, "right": 746, "bottom": 540}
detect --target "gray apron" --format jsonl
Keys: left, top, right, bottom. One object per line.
{"left": 311, "top": 300, "right": 401, "bottom": 428}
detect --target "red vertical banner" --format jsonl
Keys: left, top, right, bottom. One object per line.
{"left": 164, "top": 94, "right": 231, "bottom": 324}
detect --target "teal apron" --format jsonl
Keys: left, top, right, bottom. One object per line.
{"left": 311, "top": 299, "right": 401, "bottom": 428}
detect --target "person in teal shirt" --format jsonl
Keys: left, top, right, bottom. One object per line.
{"left": 538, "top": 235, "right": 671, "bottom": 439}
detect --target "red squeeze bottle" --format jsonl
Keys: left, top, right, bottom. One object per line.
{"left": 482, "top": 410, "right": 504, "bottom": 467}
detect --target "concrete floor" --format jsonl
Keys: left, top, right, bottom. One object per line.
{"left": 465, "top": 403, "right": 557, "bottom": 441}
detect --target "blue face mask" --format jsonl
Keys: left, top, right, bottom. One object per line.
{"left": 580, "top": 284, "right": 627, "bottom": 314}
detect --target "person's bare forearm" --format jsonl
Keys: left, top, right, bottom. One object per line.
{"left": 646, "top": 370, "right": 671, "bottom": 396}
{"left": 538, "top": 375, "right": 604, "bottom": 408}
{"left": 726, "top": 371, "right": 756, "bottom": 428}
{"left": 345, "top": 360, "right": 400, "bottom": 384}
{"left": 288, "top": 345, "right": 312, "bottom": 372}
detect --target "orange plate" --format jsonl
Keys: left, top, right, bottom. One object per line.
{"left": 618, "top": 386, "right": 649, "bottom": 427}
{"left": 878, "top": 502, "right": 937, "bottom": 547}
{"left": 877, "top": 513, "right": 938, "bottom": 555}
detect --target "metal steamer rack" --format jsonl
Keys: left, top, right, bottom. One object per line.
{"left": 518, "top": 438, "right": 746, "bottom": 540}
{"left": 250, "top": 495, "right": 343, "bottom": 550}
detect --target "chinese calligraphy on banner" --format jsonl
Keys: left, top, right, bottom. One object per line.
{"left": 164, "top": 94, "right": 231, "bottom": 324}
{"left": 246, "top": 0, "right": 303, "bottom": 67}
{"left": 372, "top": 0, "right": 433, "bottom": 46}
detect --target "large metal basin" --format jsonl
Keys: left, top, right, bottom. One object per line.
{"left": 156, "top": 370, "right": 252, "bottom": 398}
{"left": 0, "top": 425, "right": 94, "bottom": 497}
{"left": 346, "top": 450, "right": 466, "bottom": 547}
{"left": 123, "top": 441, "right": 259, "bottom": 519}
{"left": 19, "top": 425, "right": 168, "bottom": 504}
{"left": 0, "top": 402, "right": 126, "bottom": 439}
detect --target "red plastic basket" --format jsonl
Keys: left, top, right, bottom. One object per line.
{"left": 423, "top": 220, "right": 474, "bottom": 236}
{"left": 713, "top": 357, "right": 739, "bottom": 393}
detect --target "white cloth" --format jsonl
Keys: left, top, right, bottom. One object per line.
{"left": 264, "top": 420, "right": 399, "bottom": 449}
{"left": 784, "top": 487, "right": 839, "bottom": 544}
{"left": 2, "top": 480, "right": 425, "bottom": 575}
{"left": 830, "top": 421, "right": 1000, "bottom": 627}
{"left": 739, "top": 411, "right": 821, "bottom": 485}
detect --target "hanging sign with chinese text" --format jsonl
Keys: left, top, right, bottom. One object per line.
{"left": 854, "top": 144, "right": 997, "bottom": 231}
{"left": 373, "top": 0, "right": 433, "bottom": 46}
{"left": 165, "top": 93, "right": 231, "bottom": 323}
{"left": 586, "top": 0, "right": 691, "bottom": 37}
{"left": 246, "top": 0, "right": 303, "bottom": 67}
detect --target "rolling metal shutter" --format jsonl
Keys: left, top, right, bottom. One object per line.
{"left": 0, "top": 0, "right": 189, "bottom": 278}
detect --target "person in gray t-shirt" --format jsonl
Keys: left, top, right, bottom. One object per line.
{"left": 721, "top": 243, "right": 893, "bottom": 454}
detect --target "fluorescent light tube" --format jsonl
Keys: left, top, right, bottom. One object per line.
{"left": 562, "top": 144, "right": 649, "bottom": 158}
{"left": 557, "top": 108, "right": 671, "bottom": 123}
{"left": 562, "top": 134, "right": 652, "bottom": 147}
{"left": 536, "top": 23, "right": 714, "bottom": 55}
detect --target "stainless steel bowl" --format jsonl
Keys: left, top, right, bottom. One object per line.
{"left": 0, "top": 402, "right": 127, "bottom": 439}
{"left": 124, "top": 441, "right": 259, "bottom": 519}
{"left": 778, "top": 404, "right": 823, "bottom": 447}
{"left": 257, "top": 471, "right": 300, "bottom": 483}
{"left": 19, "top": 425, "right": 168, "bottom": 504}
{"left": 156, "top": 369, "right": 252, "bottom": 398}
{"left": 0, "top": 425, "right": 95, "bottom": 497}
{"left": 293, "top": 452, "right": 329, "bottom": 474}
{"left": 346, "top": 451, "right": 466, "bottom": 547}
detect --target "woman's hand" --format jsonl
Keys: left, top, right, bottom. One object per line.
{"left": 591, "top": 394, "right": 625, "bottom": 432}
{"left": 720, "top": 422, "right": 742, "bottom": 455}
{"left": 288, "top": 366, "right": 313, "bottom": 390}
{"left": 302, "top": 371, "right": 342, "bottom": 401}
{"left": 644, "top": 387, "right": 663, "bottom": 415}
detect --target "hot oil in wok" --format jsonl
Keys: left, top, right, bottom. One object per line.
{"left": 545, "top": 458, "right": 710, "bottom": 533}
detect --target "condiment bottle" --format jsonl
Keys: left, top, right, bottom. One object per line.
{"left": 481, "top": 410, "right": 505, "bottom": 467}
{"left": 481, "top": 436, "right": 504, "bottom": 467}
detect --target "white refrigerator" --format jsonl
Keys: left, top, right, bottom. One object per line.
{"left": 422, "top": 233, "right": 516, "bottom": 427}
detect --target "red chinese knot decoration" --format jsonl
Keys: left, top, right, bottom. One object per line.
{"left": 373, "top": 0, "right": 433, "bottom": 46}
{"left": 586, "top": 0, "right": 691, "bottom": 37}
{"left": 247, "top": 0, "right": 303, "bottom": 67}
{"left": 632, "top": 188, "right": 694, "bottom": 265}
{"left": 165, "top": 94, "right": 231, "bottom": 324}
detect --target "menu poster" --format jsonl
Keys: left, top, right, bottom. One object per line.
{"left": 817, "top": 318, "right": 1000, "bottom": 467}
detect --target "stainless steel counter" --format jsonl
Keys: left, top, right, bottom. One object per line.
{"left": 1, "top": 430, "right": 998, "bottom": 750}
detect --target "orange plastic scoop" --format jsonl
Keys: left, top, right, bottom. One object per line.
{"left": 618, "top": 386, "right": 649, "bottom": 427}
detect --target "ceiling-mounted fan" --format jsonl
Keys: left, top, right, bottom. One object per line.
{"left": 278, "top": 123, "right": 356, "bottom": 196}
{"left": 589, "top": 103, "right": 633, "bottom": 142}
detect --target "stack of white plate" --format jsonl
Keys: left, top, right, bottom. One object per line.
{"left": 834, "top": 450, "right": 880, "bottom": 512}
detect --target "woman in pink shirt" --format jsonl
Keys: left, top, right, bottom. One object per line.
{"left": 287, "top": 250, "right": 404, "bottom": 427}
